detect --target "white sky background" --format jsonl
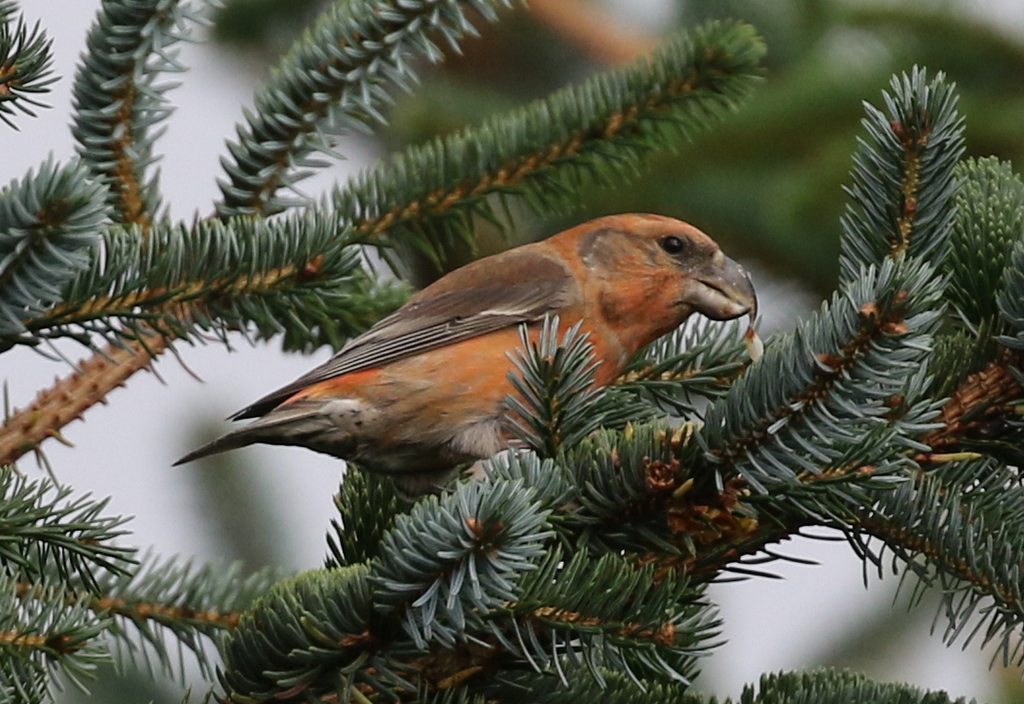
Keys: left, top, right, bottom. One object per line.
{"left": 4, "top": 0, "right": 1024, "bottom": 699}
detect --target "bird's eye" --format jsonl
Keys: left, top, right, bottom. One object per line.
{"left": 660, "top": 235, "right": 686, "bottom": 255}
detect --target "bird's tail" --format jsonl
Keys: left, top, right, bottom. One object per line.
{"left": 173, "top": 427, "right": 260, "bottom": 465}
{"left": 173, "top": 403, "right": 335, "bottom": 465}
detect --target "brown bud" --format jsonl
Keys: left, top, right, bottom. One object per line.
{"left": 859, "top": 302, "right": 880, "bottom": 319}
{"left": 882, "top": 321, "right": 909, "bottom": 335}
{"left": 816, "top": 353, "right": 843, "bottom": 370}
{"left": 298, "top": 254, "right": 326, "bottom": 281}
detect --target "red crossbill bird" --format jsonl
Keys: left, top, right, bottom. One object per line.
{"left": 175, "top": 213, "right": 757, "bottom": 495}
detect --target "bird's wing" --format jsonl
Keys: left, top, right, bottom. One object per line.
{"left": 232, "top": 249, "right": 574, "bottom": 419}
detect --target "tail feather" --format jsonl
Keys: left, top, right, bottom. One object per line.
{"left": 173, "top": 403, "right": 338, "bottom": 466}
{"left": 173, "top": 427, "right": 263, "bottom": 465}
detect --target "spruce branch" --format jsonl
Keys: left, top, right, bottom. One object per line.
{"left": 22, "top": 0, "right": 206, "bottom": 474}
{"left": 471, "top": 670, "right": 671, "bottom": 704}
{"left": 738, "top": 670, "right": 969, "bottom": 704}
{"left": 219, "top": 462, "right": 725, "bottom": 702}
{"left": 700, "top": 258, "right": 944, "bottom": 497}
{"left": 18, "top": 211, "right": 397, "bottom": 349}
{"left": 71, "top": 0, "right": 201, "bottom": 226}
{"left": 555, "top": 424, "right": 700, "bottom": 553}
{"left": 335, "top": 21, "right": 766, "bottom": 263}
{"left": 692, "top": 67, "right": 964, "bottom": 514}
{"left": 504, "top": 317, "right": 663, "bottom": 463}
{"left": 474, "top": 668, "right": 971, "bottom": 704}
{"left": 218, "top": 564, "right": 382, "bottom": 702}
{"left": 221, "top": 566, "right": 513, "bottom": 702}
{"left": 838, "top": 68, "right": 964, "bottom": 280}
{"left": 503, "top": 318, "right": 605, "bottom": 459}
{"left": 506, "top": 549, "right": 717, "bottom": 685}
{"left": 918, "top": 204, "right": 1024, "bottom": 460}
{"left": 998, "top": 237, "right": 1024, "bottom": 351}
{"left": 90, "top": 555, "right": 287, "bottom": 679}
{"left": 0, "top": 578, "right": 108, "bottom": 703}
{"left": 549, "top": 424, "right": 798, "bottom": 581}
{"left": 0, "top": 331, "right": 167, "bottom": 466}
{"left": 926, "top": 324, "right": 1001, "bottom": 400}
{"left": 850, "top": 458, "right": 1024, "bottom": 667}
{"left": 7, "top": 556, "right": 286, "bottom": 690}
{"left": 0, "top": 0, "right": 56, "bottom": 129}
{"left": 484, "top": 427, "right": 783, "bottom": 587}
{"left": 918, "top": 354, "right": 1024, "bottom": 459}
{"left": 479, "top": 451, "right": 575, "bottom": 516}
{"left": 947, "top": 158, "right": 1024, "bottom": 326}
{"left": 216, "top": 0, "right": 514, "bottom": 217}
{"left": 0, "top": 466, "right": 134, "bottom": 591}
{"left": 2, "top": 211, "right": 403, "bottom": 462}
{"left": 0, "top": 157, "right": 109, "bottom": 342}
{"left": 489, "top": 405, "right": 805, "bottom": 584}
{"left": 615, "top": 320, "right": 749, "bottom": 416}
{"left": 325, "top": 467, "right": 403, "bottom": 568}
{"left": 373, "top": 479, "right": 552, "bottom": 649}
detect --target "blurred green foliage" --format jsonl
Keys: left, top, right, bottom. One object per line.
{"left": 212, "top": 0, "right": 322, "bottom": 50}
{"left": 214, "top": 0, "right": 1024, "bottom": 294}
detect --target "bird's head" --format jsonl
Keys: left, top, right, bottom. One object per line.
{"left": 573, "top": 213, "right": 757, "bottom": 331}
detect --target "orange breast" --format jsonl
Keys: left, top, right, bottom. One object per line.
{"left": 281, "top": 317, "right": 632, "bottom": 449}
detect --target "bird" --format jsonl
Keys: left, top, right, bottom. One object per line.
{"left": 175, "top": 213, "right": 757, "bottom": 496}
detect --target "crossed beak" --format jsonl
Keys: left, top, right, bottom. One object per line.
{"left": 687, "top": 254, "right": 758, "bottom": 322}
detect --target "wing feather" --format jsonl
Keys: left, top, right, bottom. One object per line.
{"left": 232, "top": 251, "right": 574, "bottom": 419}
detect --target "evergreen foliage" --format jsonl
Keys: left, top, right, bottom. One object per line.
{"left": 0, "top": 157, "right": 109, "bottom": 344}
{"left": 947, "top": 158, "right": 1024, "bottom": 326}
{"left": 999, "top": 240, "right": 1024, "bottom": 349}
{"left": 837, "top": 69, "right": 964, "bottom": 281}
{"left": 15, "top": 212, "right": 405, "bottom": 351}
{"left": 503, "top": 318, "right": 606, "bottom": 458}
{"left": 0, "top": 0, "right": 55, "bottom": 128}
{"left": 71, "top": 0, "right": 201, "bottom": 226}
{"left": 0, "top": 466, "right": 284, "bottom": 701}
{"left": 0, "top": 467, "right": 132, "bottom": 591}
{"left": 216, "top": 0, "right": 515, "bottom": 218}
{"left": 333, "top": 20, "right": 765, "bottom": 274}
{"left": 616, "top": 319, "right": 748, "bottom": 416}
{"left": 3, "top": 0, "right": 1024, "bottom": 702}
{"left": 472, "top": 669, "right": 975, "bottom": 704}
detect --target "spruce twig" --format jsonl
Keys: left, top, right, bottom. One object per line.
{"left": 0, "top": 331, "right": 167, "bottom": 465}
{"left": 71, "top": 0, "right": 200, "bottom": 226}
{"left": 0, "top": 1, "right": 56, "bottom": 129}
{"left": 919, "top": 354, "right": 1024, "bottom": 453}
{"left": 337, "top": 21, "right": 766, "bottom": 260}
{"left": 216, "top": 0, "right": 514, "bottom": 217}
{"left": 14, "top": 580, "right": 243, "bottom": 630}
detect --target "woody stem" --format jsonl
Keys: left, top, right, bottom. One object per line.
{"left": 0, "top": 331, "right": 169, "bottom": 466}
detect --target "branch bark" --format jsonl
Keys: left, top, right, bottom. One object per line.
{"left": 0, "top": 331, "right": 168, "bottom": 465}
